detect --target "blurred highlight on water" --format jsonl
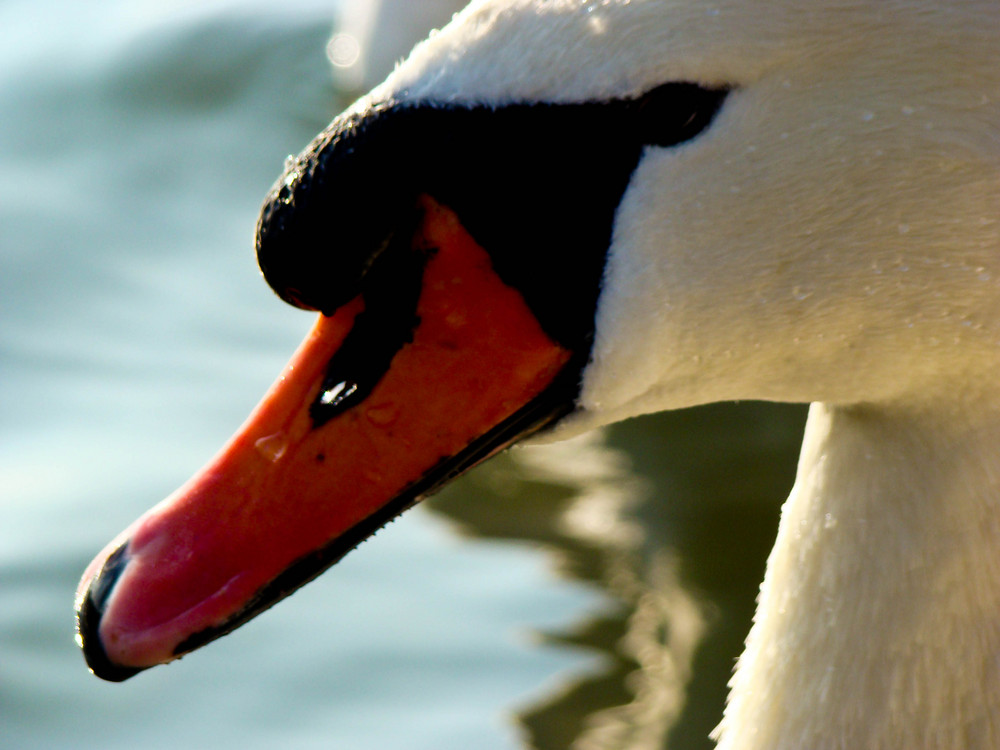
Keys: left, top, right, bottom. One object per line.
{"left": 0, "top": 1, "right": 805, "bottom": 747}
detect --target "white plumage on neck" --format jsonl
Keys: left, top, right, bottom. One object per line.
{"left": 718, "top": 402, "right": 1000, "bottom": 747}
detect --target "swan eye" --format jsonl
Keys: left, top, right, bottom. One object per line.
{"left": 633, "top": 82, "right": 730, "bottom": 147}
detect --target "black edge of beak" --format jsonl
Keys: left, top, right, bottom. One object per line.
{"left": 77, "top": 543, "right": 146, "bottom": 682}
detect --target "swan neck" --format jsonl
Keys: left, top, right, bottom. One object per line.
{"left": 716, "top": 401, "right": 1000, "bottom": 749}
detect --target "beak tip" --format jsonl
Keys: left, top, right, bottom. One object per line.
{"left": 76, "top": 586, "right": 146, "bottom": 683}
{"left": 75, "top": 541, "right": 146, "bottom": 683}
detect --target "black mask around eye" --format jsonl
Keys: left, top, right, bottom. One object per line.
{"left": 257, "top": 82, "right": 731, "bottom": 353}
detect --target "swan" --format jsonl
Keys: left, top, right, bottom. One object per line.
{"left": 76, "top": 0, "right": 1000, "bottom": 747}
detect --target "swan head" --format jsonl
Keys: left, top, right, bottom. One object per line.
{"left": 76, "top": 0, "right": 999, "bottom": 680}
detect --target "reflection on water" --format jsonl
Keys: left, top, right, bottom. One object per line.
{"left": 431, "top": 403, "right": 805, "bottom": 748}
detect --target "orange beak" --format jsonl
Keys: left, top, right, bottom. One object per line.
{"left": 76, "top": 196, "right": 576, "bottom": 680}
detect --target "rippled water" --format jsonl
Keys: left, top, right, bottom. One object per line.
{"left": 0, "top": 2, "right": 806, "bottom": 748}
